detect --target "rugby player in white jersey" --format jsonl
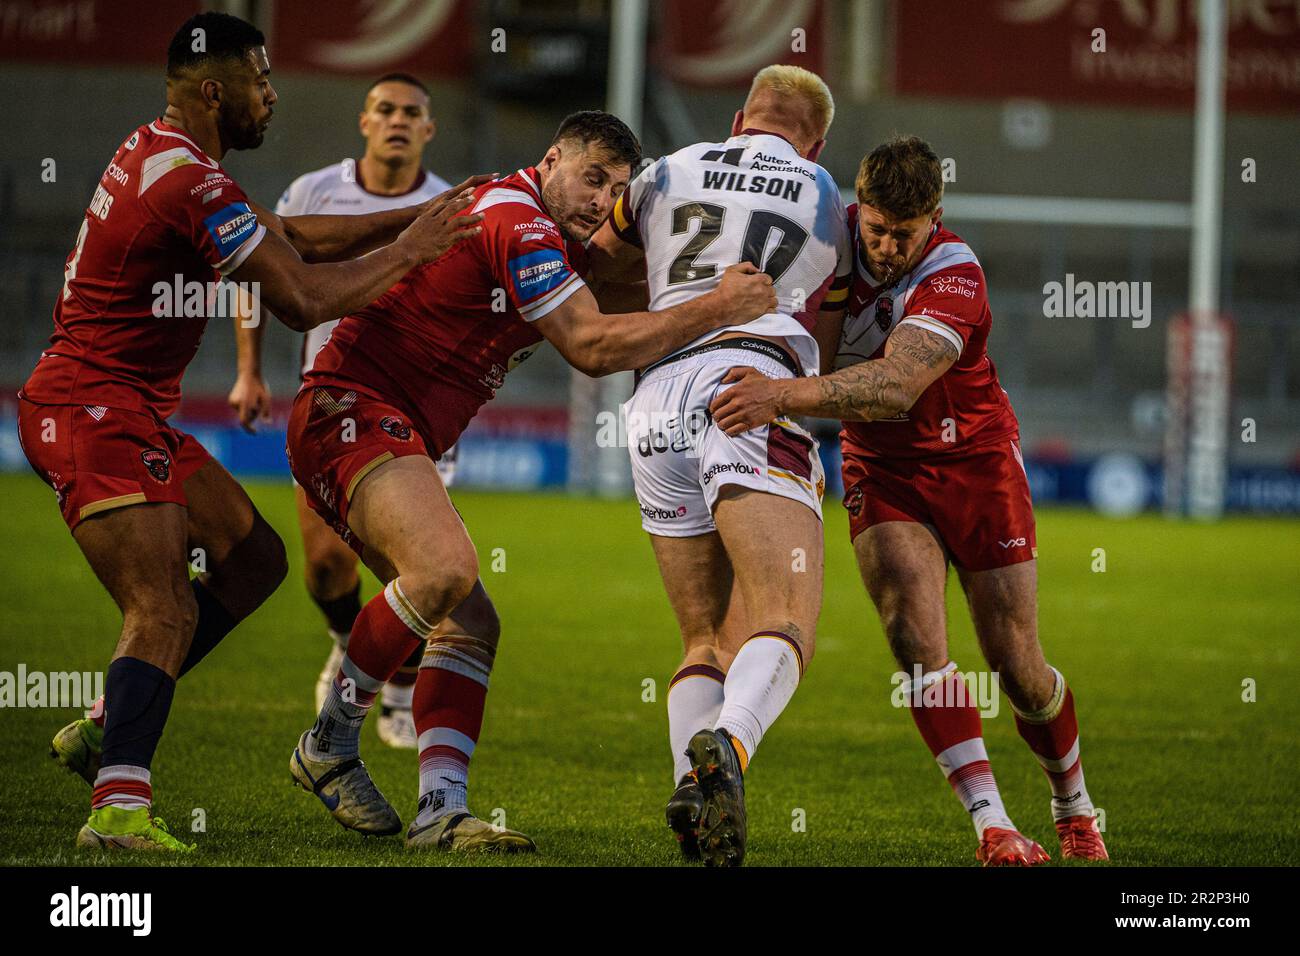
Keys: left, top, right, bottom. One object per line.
{"left": 228, "top": 73, "right": 462, "bottom": 748}
{"left": 587, "top": 66, "right": 851, "bottom": 866}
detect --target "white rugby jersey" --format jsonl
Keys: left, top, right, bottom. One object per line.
{"left": 611, "top": 131, "right": 851, "bottom": 374}
{"left": 276, "top": 160, "right": 451, "bottom": 375}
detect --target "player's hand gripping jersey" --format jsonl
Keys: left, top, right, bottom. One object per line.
{"left": 611, "top": 131, "right": 850, "bottom": 375}
{"left": 291, "top": 168, "right": 587, "bottom": 547}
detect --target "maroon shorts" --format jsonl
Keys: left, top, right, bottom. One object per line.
{"left": 840, "top": 437, "right": 1037, "bottom": 571}
{"left": 286, "top": 386, "right": 433, "bottom": 555}
{"left": 17, "top": 398, "right": 213, "bottom": 531}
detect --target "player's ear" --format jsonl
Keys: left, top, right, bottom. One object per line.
{"left": 731, "top": 110, "right": 744, "bottom": 137}
{"left": 358, "top": 110, "right": 369, "bottom": 138}
{"left": 199, "top": 77, "right": 221, "bottom": 110}
{"left": 932, "top": 206, "right": 943, "bottom": 227}
{"left": 806, "top": 138, "right": 826, "bottom": 163}
{"left": 540, "top": 144, "right": 561, "bottom": 172}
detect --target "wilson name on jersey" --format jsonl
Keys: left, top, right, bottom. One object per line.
{"left": 612, "top": 131, "right": 850, "bottom": 374}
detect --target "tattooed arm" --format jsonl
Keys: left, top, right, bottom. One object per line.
{"left": 709, "top": 321, "right": 959, "bottom": 435}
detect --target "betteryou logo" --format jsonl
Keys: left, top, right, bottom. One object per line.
{"left": 50, "top": 886, "right": 151, "bottom": 936}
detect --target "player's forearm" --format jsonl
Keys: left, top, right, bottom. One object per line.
{"left": 776, "top": 358, "right": 913, "bottom": 422}
{"left": 589, "top": 279, "right": 649, "bottom": 315}
{"left": 233, "top": 311, "right": 266, "bottom": 376}
{"left": 281, "top": 208, "right": 418, "bottom": 263}
{"left": 580, "top": 291, "right": 725, "bottom": 375}
{"left": 270, "top": 243, "right": 418, "bottom": 332}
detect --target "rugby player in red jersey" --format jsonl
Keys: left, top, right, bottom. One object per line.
{"left": 285, "top": 111, "right": 777, "bottom": 852}
{"left": 710, "top": 136, "right": 1108, "bottom": 865}
{"left": 228, "top": 73, "right": 459, "bottom": 750}
{"left": 23, "top": 12, "right": 483, "bottom": 852}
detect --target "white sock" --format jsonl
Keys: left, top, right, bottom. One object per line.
{"left": 934, "top": 737, "right": 1017, "bottom": 836}
{"left": 305, "top": 654, "right": 383, "bottom": 759}
{"left": 714, "top": 634, "right": 803, "bottom": 766}
{"left": 416, "top": 755, "right": 469, "bottom": 825}
{"left": 382, "top": 682, "right": 414, "bottom": 710}
{"left": 667, "top": 664, "right": 726, "bottom": 782}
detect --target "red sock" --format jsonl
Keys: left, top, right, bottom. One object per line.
{"left": 902, "top": 663, "right": 1015, "bottom": 836}
{"left": 307, "top": 581, "right": 434, "bottom": 759}
{"left": 346, "top": 580, "right": 432, "bottom": 686}
{"left": 413, "top": 635, "right": 494, "bottom": 821}
{"left": 1014, "top": 675, "right": 1095, "bottom": 821}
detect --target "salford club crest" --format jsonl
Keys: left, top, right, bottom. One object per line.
{"left": 843, "top": 484, "right": 864, "bottom": 517}
{"left": 141, "top": 448, "right": 171, "bottom": 484}
{"left": 875, "top": 294, "right": 895, "bottom": 333}
{"left": 379, "top": 416, "right": 412, "bottom": 441}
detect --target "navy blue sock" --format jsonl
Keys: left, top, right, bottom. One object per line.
{"left": 100, "top": 657, "right": 176, "bottom": 770}
{"left": 178, "top": 580, "right": 239, "bottom": 678}
{"left": 311, "top": 580, "right": 362, "bottom": 636}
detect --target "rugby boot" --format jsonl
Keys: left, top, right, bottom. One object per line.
{"left": 377, "top": 706, "right": 418, "bottom": 749}
{"left": 977, "top": 827, "right": 1051, "bottom": 867}
{"left": 406, "top": 810, "right": 536, "bottom": 854}
{"left": 290, "top": 731, "right": 401, "bottom": 836}
{"left": 51, "top": 717, "right": 102, "bottom": 786}
{"left": 666, "top": 770, "right": 705, "bottom": 862}
{"left": 76, "top": 806, "right": 195, "bottom": 853}
{"left": 686, "top": 727, "right": 747, "bottom": 867}
{"left": 1056, "top": 814, "right": 1109, "bottom": 861}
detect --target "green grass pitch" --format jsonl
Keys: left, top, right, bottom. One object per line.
{"left": 1, "top": 471, "right": 1296, "bottom": 866}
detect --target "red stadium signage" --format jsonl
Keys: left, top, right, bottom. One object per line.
{"left": 0, "top": 0, "right": 200, "bottom": 64}
{"left": 656, "top": 0, "right": 826, "bottom": 87}
{"left": 895, "top": 0, "right": 1300, "bottom": 113}
{"left": 269, "top": 0, "right": 473, "bottom": 77}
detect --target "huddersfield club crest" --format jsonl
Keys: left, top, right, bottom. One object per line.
{"left": 379, "top": 416, "right": 412, "bottom": 442}
{"left": 141, "top": 448, "right": 171, "bottom": 484}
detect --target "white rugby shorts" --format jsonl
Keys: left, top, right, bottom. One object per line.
{"left": 623, "top": 340, "right": 824, "bottom": 537}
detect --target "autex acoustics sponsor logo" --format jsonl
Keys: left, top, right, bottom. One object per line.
{"left": 640, "top": 503, "right": 688, "bottom": 520}
{"left": 702, "top": 461, "right": 762, "bottom": 485}
{"left": 50, "top": 886, "right": 151, "bottom": 936}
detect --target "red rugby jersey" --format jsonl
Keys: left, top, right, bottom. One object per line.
{"left": 836, "top": 204, "right": 1018, "bottom": 457}
{"left": 305, "top": 167, "right": 587, "bottom": 453}
{"left": 22, "top": 120, "right": 266, "bottom": 417}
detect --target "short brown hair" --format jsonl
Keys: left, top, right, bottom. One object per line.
{"left": 552, "top": 110, "right": 641, "bottom": 170}
{"left": 855, "top": 135, "right": 943, "bottom": 220}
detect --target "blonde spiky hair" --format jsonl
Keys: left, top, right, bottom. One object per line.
{"left": 745, "top": 64, "right": 835, "bottom": 143}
